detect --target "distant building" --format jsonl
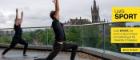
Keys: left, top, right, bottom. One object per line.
{"left": 91, "top": 0, "right": 100, "bottom": 23}
{"left": 65, "top": 0, "right": 104, "bottom": 25}
{"left": 64, "top": 17, "right": 91, "bottom": 25}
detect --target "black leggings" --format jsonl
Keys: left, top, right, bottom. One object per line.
{"left": 2, "top": 37, "right": 28, "bottom": 55}
{"left": 46, "top": 42, "right": 78, "bottom": 60}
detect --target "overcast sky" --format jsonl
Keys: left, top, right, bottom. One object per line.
{"left": 0, "top": 0, "right": 139, "bottom": 28}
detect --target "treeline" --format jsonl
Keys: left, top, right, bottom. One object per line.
{"left": 0, "top": 26, "right": 120, "bottom": 52}
{"left": 0, "top": 26, "right": 101, "bottom": 47}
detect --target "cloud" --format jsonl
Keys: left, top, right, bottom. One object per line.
{"left": 0, "top": 0, "right": 139, "bottom": 28}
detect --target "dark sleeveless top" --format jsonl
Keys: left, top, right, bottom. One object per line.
{"left": 52, "top": 20, "right": 66, "bottom": 42}
{"left": 14, "top": 24, "right": 22, "bottom": 38}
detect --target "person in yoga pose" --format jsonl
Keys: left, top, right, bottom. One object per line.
{"left": 2, "top": 9, "right": 28, "bottom": 56}
{"left": 35, "top": 0, "right": 78, "bottom": 60}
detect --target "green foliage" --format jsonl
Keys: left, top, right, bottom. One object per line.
{"left": 0, "top": 35, "right": 11, "bottom": 44}
{"left": 65, "top": 26, "right": 81, "bottom": 44}
{"left": 22, "top": 32, "right": 33, "bottom": 43}
{"left": 0, "top": 25, "right": 110, "bottom": 50}
{"left": 0, "top": 26, "right": 102, "bottom": 47}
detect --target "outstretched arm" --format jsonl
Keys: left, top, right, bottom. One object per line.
{"left": 53, "top": 0, "right": 60, "bottom": 19}
{"left": 15, "top": 9, "right": 18, "bottom": 19}
{"left": 15, "top": 9, "right": 23, "bottom": 26}
{"left": 19, "top": 11, "right": 23, "bottom": 25}
{"left": 15, "top": 8, "right": 19, "bottom": 25}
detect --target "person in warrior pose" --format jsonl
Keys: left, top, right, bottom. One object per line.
{"left": 35, "top": 0, "right": 78, "bottom": 60}
{"left": 2, "top": 9, "right": 28, "bottom": 56}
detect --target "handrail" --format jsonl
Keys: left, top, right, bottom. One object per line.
{"left": 0, "top": 22, "right": 115, "bottom": 30}
{"left": 0, "top": 26, "right": 50, "bottom": 30}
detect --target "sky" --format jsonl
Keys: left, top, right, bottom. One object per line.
{"left": 0, "top": 0, "right": 140, "bottom": 28}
